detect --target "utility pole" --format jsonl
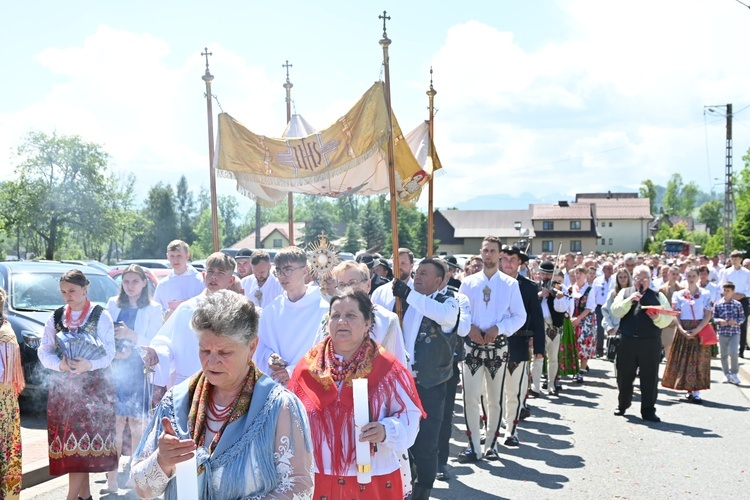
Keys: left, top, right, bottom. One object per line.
{"left": 724, "top": 103, "right": 734, "bottom": 254}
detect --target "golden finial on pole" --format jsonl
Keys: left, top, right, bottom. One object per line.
{"left": 282, "top": 59, "right": 295, "bottom": 246}
{"left": 427, "top": 66, "right": 437, "bottom": 258}
{"left": 201, "top": 47, "right": 220, "bottom": 252}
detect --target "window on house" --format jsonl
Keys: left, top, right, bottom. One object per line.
{"left": 609, "top": 222, "right": 613, "bottom": 227}
{"left": 542, "top": 240, "right": 554, "bottom": 252}
{"left": 543, "top": 221, "right": 554, "bottom": 230}
{"left": 609, "top": 238, "right": 613, "bottom": 245}
{"left": 601, "top": 238, "right": 606, "bottom": 245}
{"left": 570, "top": 221, "right": 581, "bottom": 230}
{"left": 601, "top": 221, "right": 606, "bottom": 227}
{"left": 570, "top": 240, "right": 582, "bottom": 252}
{"left": 273, "top": 238, "right": 283, "bottom": 248}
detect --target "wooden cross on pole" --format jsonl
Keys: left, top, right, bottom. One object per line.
{"left": 282, "top": 60, "right": 293, "bottom": 82}
{"left": 201, "top": 47, "right": 213, "bottom": 73}
{"left": 379, "top": 10, "right": 391, "bottom": 35}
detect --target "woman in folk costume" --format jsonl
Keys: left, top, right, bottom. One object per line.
{"left": 570, "top": 266, "right": 597, "bottom": 383}
{"left": 0, "top": 287, "right": 25, "bottom": 499}
{"left": 130, "top": 290, "right": 314, "bottom": 499}
{"left": 37, "top": 269, "right": 117, "bottom": 500}
{"left": 557, "top": 273, "right": 580, "bottom": 383}
{"left": 102, "top": 264, "right": 163, "bottom": 493}
{"left": 662, "top": 265, "right": 714, "bottom": 404}
{"left": 289, "top": 289, "right": 425, "bottom": 499}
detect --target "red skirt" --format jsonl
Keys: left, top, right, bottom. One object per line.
{"left": 47, "top": 368, "right": 118, "bottom": 475}
{"left": 314, "top": 468, "right": 402, "bottom": 500}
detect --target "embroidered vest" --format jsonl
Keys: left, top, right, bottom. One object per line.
{"left": 545, "top": 293, "right": 566, "bottom": 327}
{"left": 413, "top": 293, "right": 458, "bottom": 388}
{"left": 618, "top": 287, "right": 662, "bottom": 339}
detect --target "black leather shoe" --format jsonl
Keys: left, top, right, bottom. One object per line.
{"left": 527, "top": 389, "right": 541, "bottom": 398}
{"left": 542, "top": 381, "right": 548, "bottom": 390}
{"left": 642, "top": 414, "right": 661, "bottom": 423}
{"left": 456, "top": 448, "right": 479, "bottom": 463}
{"left": 484, "top": 449, "right": 500, "bottom": 461}
{"left": 436, "top": 464, "right": 450, "bottom": 481}
{"left": 504, "top": 436, "right": 520, "bottom": 447}
{"left": 614, "top": 408, "right": 626, "bottom": 416}
{"left": 519, "top": 407, "right": 531, "bottom": 420}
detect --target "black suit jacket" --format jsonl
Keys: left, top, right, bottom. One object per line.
{"left": 507, "top": 274, "right": 546, "bottom": 362}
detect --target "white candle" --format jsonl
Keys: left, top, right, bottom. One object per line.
{"left": 175, "top": 454, "right": 200, "bottom": 500}
{"left": 352, "top": 378, "right": 372, "bottom": 484}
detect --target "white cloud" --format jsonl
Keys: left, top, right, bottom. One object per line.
{"left": 424, "top": 0, "right": 750, "bottom": 210}
{"left": 3, "top": 1, "right": 750, "bottom": 222}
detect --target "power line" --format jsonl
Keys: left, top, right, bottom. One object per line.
{"left": 735, "top": 0, "right": 750, "bottom": 9}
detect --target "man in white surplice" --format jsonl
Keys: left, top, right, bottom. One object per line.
{"left": 145, "top": 252, "right": 237, "bottom": 389}
{"left": 253, "top": 246, "right": 329, "bottom": 386}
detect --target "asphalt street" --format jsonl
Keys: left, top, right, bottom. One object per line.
{"left": 20, "top": 357, "right": 750, "bottom": 499}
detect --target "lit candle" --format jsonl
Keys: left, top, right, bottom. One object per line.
{"left": 352, "top": 378, "right": 372, "bottom": 484}
{"left": 175, "top": 454, "right": 199, "bottom": 499}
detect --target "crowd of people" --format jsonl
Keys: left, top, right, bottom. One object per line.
{"left": 0, "top": 238, "right": 746, "bottom": 499}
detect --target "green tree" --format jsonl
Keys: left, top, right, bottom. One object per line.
{"left": 697, "top": 200, "right": 723, "bottom": 235}
{"left": 639, "top": 179, "right": 658, "bottom": 214}
{"left": 1, "top": 131, "right": 128, "bottom": 260}
{"left": 302, "top": 197, "right": 337, "bottom": 246}
{"left": 218, "top": 195, "right": 242, "bottom": 248}
{"left": 176, "top": 175, "right": 196, "bottom": 244}
{"left": 135, "top": 183, "right": 178, "bottom": 258}
{"left": 680, "top": 182, "right": 700, "bottom": 216}
{"left": 191, "top": 208, "right": 224, "bottom": 259}
{"left": 359, "top": 200, "right": 386, "bottom": 251}
{"left": 662, "top": 174, "right": 683, "bottom": 215}
{"left": 342, "top": 222, "right": 363, "bottom": 253}
{"left": 647, "top": 221, "right": 690, "bottom": 254}
{"left": 703, "top": 227, "right": 724, "bottom": 256}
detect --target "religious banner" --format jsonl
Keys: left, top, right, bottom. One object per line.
{"left": 213, "top": 82, "right": 431, "bottom": 205}
{"left": 404, "top": 120, "right": 443, "bottom": 174}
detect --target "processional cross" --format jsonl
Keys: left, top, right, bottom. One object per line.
{"left": 282, "top": 60, "right": 293, "bottom": 81}
{"left": 379, "top": 10, "right": 391, "bottom": 35}
{"left": 201, "top": 47, "right": 213, "bottom": 72}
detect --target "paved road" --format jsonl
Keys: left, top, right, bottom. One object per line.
{"left": 21, "top": 357, "right": 750, "bottom": 499}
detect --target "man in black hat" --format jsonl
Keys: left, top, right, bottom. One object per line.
{"left": 234, "top": 247, "right": 254, "bottom": 279}
{"left": 443, "top": 255, "right": 462, "bottom": 294}
{"left": 356, "top": 252, "right": 389, "bottom": 295}
{"left": 499, "top": 245, "right": 545, "bottom": 447}
{"left": 373, "top": 258, "right": 394, "bottom": 281}
{"left": 534, "top": 261, "right": 570, "bottom": 395}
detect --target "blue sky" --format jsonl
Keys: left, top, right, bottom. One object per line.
{"left": 2, "top": 1, "right": 750, "bottom": 213}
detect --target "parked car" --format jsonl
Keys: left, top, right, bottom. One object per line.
{"left": 0, "top": 262, "right": 119, "bottom": 396}
{"left": 115, "top": 259, "right": 172, "bottom": 269}
{"left": 59, "top": 259, "right": 111, "bottom": 274}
